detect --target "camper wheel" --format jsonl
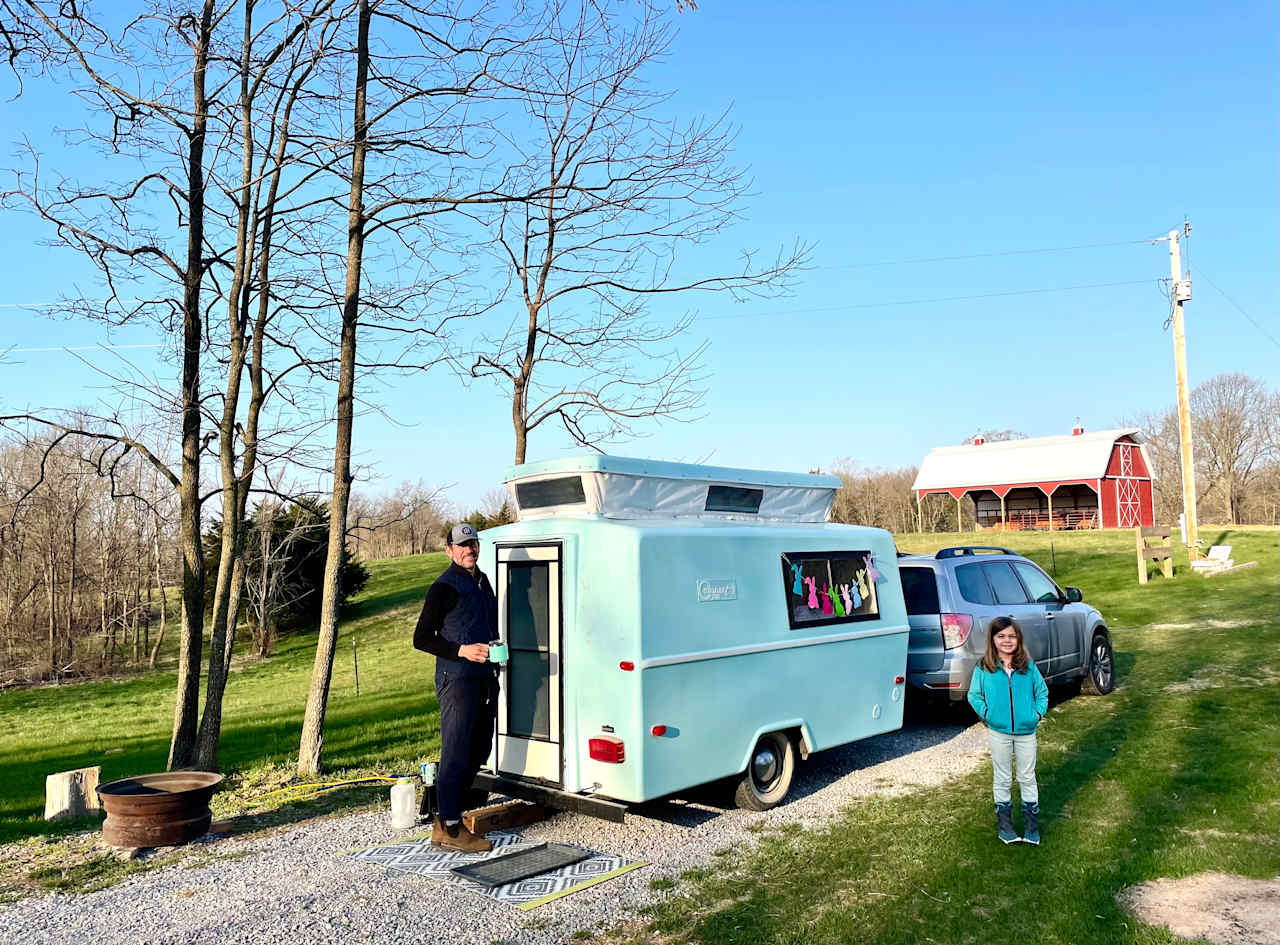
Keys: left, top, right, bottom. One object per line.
{"left": 733, "top": 731, "right": 796, "bottom": 811}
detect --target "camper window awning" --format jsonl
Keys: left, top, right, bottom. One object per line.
{"left": 504, "top": 456, "right": 840, "bottom": 523}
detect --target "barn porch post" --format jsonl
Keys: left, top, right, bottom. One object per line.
{"left": 955, "top": 494, "right": 962, "bottom": 532}
{"left": 999, "top": 494, "right": 1006, "bottom": 530}
{"left": 916, "top": 492, "right": 923, "bottom": 533}
{"left": 1047, "top": 488, "right": 1054, "bottom": 531}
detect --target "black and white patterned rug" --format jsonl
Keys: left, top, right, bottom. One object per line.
{"left": 344, "top": 831, "right": 645, "bottom": 910}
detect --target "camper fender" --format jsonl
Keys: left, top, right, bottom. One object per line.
{"left": 737, "top": 720, "right": 813, "bottom": 772}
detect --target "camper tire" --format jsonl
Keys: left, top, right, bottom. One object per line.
{"left": 733, "top": 731, "right": 796, "bottom": 811}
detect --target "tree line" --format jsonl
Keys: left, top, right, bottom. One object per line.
{"left": 827, "top": 372, "right": 1280, "bottom": 533}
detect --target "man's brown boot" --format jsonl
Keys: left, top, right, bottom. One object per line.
{"left": 430, "top": 816, "right": 492, "bottom": 853}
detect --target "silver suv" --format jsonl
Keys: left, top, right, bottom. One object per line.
{"left": 899, "top": 546, "right": 1115, "bottom": 699}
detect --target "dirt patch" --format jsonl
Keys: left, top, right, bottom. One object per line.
{"left": 1120, "top": 872, "right": 1280, "bottom": 944}
{"left": 1165, "top": 665, "right": 1280, "bottom": 693}
{"left": 1148, "top": 619, "right": 1254, "bottom": 631}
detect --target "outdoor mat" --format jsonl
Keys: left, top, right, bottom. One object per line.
{"left": 451, "top": 841, "right": 591, "bottom": 887}
{"left": 344, "top": 831, "right": 646, "bottom": 910}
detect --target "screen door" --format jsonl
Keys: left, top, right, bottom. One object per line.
{"left": 495, "top": 544, "right": 562, "bottom": 784}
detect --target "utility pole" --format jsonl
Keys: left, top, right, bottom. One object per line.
{"left": 1166, "top": 223, "right": 1199, "bottom": 560}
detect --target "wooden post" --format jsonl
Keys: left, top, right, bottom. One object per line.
{"left": 1136, "top": 526, "right": 1173, "bottom": 585}
{"left": 999, "top": 494, "right": 1006, "bottom": 531}
{"left": 955, "top": 495, "right": 962, "bottom": 532}
{"left": 45, "top": 766, "right": 102, "bottom": 820}
{"left": 1047, "top": 491, "right": 1054, "bottom": 531}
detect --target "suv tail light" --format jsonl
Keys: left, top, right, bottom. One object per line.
{"left": 588, "top": 736, "right": 625, "bottom": 763}
{"left": 941, "top": 613, "right": 973, "bottom": 649}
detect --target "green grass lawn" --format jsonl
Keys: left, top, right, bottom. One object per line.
{"left": 0, "top": 551, "right": 452, "bottom": 846}
{"left": 2, "top": 528, "right": 1276, "bottom": 942}
{"left": 629, "top": 527, "right": 1280, "bottom": 944}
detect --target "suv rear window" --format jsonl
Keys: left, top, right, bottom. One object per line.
{"left": 900, "top": 567, "right": 940, "bottom": 615}
{"left": 955, "top": 563, "right": 994, "bottom": 605}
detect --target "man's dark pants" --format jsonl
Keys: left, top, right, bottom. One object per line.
{"left": 435, "top": 671, "right": 499, "bottom": 822}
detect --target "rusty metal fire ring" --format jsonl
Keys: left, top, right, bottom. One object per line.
{"left": 97, "top": 771, "right": 224, "bottom": 848}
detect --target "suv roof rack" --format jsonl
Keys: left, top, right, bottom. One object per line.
{"left": 935, "top": 546, "right": 1017, "bottom": 559}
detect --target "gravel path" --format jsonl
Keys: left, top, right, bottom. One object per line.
{"left": 0, "top": 717, "right": 987, "bottom": 945}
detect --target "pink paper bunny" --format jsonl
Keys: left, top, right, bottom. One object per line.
{"left": 803, "top": 575, "right": 818, "bottom": 609}
{"left": 820, "top": 584, "right": 834, "bottom": 615}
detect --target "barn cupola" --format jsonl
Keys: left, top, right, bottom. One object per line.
{"left": 972, "top": 434, "right": 986, "bottom": 446}
{"left": 1072, "top": 420, "right": 1084, "bottom": 436}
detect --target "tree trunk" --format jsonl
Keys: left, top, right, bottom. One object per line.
{"left": 299, "top": 0, "right": 370, "bottom": 777}
{"left": 168, "top": 0, "right": 215, "bottom": 772}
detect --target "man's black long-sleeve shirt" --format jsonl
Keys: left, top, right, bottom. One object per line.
{"left": 413, "top": 562, "right": 491, "bottom": 661}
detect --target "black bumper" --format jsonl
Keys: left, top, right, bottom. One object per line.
{"left": 473, "top": 771, "right": 628, "bottom": 823}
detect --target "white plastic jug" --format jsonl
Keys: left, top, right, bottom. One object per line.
{"left": 390, "top": 777, "right": 416, "bottom": 829}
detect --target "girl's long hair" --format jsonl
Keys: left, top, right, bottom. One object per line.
{"left": 981, "top": 616, "right": 1030, "bottom": 673}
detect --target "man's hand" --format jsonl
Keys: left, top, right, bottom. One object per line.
{"left": 458, "top": 643, "right": 490, "bottom": 663}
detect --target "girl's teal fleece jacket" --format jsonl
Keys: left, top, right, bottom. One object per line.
{"left": 967, "top": 661, "right": 1049, "bottom": 735}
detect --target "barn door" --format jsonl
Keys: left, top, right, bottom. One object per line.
{"left": 1117, "top": 444, "right": 1141, "bottom": 528}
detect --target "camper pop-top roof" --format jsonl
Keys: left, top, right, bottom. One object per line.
{"left": 502, "top": 455, "right": 841, "bottom": 523}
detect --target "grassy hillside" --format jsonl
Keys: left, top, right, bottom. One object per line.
{"left": 0, "top": 552, "right": 451, "bottom": 845}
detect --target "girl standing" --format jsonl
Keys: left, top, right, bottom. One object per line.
{"left": 967, "top": 616, "right": 1049, "bottom": 844}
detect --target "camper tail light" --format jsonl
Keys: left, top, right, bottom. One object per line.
{"left": 650, "top": 725, "right": 667, "bottom": 737}
{"left": 619, "top": 661, "right": 635, "bottom": 671}
{"left": 588, "top": 735, "right": 625, "bottom": 764}
{"left": 941, "top": 613, "right": 973, "bottom": 649}
{"left": 893, "top": 676, "right": 905, "bottom": 685}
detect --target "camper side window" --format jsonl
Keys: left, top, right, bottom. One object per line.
{"left": 780, "top": 551, "right": 880, "bottom": 630}
{"left": 515, "top": 476, "right": 587, "bottom": 509}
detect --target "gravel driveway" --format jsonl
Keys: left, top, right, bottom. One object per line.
{"left": 0, "top": 716, "right": 987, "bottom": 945}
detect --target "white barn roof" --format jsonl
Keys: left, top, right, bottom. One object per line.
{"left": 912, "top": 429, "right": 1147, "bottom": 492}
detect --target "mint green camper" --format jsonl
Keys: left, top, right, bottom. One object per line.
{"left": 472, "top": 456, "right": 909, "bottom": 821}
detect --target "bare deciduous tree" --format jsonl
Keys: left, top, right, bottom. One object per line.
{"left": 469, "top": 0, "right": 805, "bottom": 464}
{"left": 1191, "top": 372, "right": 1271, "bottom": 524}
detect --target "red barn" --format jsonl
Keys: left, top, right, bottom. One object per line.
{"left": 912, "top": 426, "right": 1155, "bottom": 531}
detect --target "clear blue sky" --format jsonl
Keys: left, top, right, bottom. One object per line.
{"left": 2, "top": 0, "right": 1276, "bottom": 512}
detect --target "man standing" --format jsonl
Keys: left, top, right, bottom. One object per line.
{"left": 413, "top": 523, "right": 498, "bottom": 852}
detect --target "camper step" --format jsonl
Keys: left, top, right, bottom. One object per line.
{"left": 463, "top": 800, "right": 550, "bottom": 836}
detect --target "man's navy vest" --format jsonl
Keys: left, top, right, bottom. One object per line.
{"left": 435, "top": 565, "right": 498, "bottom": 678}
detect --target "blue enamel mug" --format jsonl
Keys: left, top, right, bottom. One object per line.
{"left": 487, "top": 641, "right": 508, "bottom": 663}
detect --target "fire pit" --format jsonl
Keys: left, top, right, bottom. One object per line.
{"left": 97, "top": 771, "right": 223, "bottom": 848}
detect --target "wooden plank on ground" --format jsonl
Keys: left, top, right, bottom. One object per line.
{"left": 464, "top": 800, "right": 550, "bottom": 835}
{"left": 1202, "top": 561, "right": 1258, "bottom": 578}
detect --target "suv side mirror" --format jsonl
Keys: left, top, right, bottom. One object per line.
{"left": 1064, "top": 586, "right": 1083, "bottom": 603}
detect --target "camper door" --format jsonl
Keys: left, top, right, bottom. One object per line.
{"left": 495, "top": 544, "right": 562, "bottom": 785}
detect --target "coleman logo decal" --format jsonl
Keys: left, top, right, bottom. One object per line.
{"left": 696, "top": 579, "right": 738, "bottom": 602}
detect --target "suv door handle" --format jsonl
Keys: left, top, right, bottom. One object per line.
{"left": 1046, "top": 612, "right": 1056, "bottom": 619}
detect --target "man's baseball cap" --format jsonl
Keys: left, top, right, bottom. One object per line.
{"left": 448, "top": 523, "right": 480, "bottom": 545}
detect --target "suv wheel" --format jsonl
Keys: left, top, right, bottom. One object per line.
{"left": 1081, "top": 634, "right": 1115, "bottom": 695}
{"left": 733, "top": 731, "right": 796, "bottom": 811}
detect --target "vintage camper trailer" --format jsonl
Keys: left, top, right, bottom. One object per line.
{"left": 471, "top": 456, "right": 910, "bottom": 821}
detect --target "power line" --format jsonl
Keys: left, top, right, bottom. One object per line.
{"left": 698, "top": 279, "right": 1156, "bottom": 322}
{"left": 4, "top": 343, "right": 165, "bottom": 353}
{"left": 816, "top": 238, "right": 1155, "bottom": 271}
{"left": 1188, "top": 260, "right": 1280, "bottom": 350}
